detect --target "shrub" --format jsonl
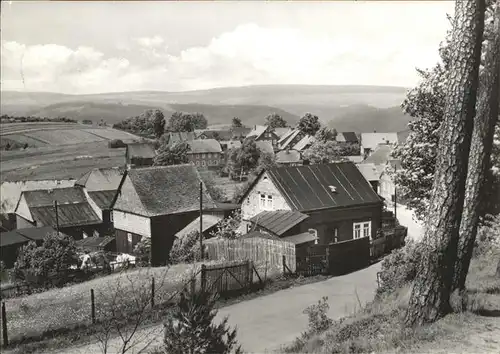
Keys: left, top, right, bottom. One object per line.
{"left": 13, "top": 232, "right": 78, "bottom": 287}
{"left": 209, "top": 210, "right": 241, "bottom": 240}
{"left": 108, "top": 139, "right": 126, "bottom": 148}
{"left": 303, "top": 296, "right": 333, "bottom": 334}
{"left": 162, "top": 288, "right": 242, "bottom": 354}
{"left": 134, "top": 237, "right": 152, "bottom": 266}
{"left": 169, "top": 231, "right": 203, "bottom": 264}
{"left": 474, "top": 214, "right": 500, "bottom": 257}
{"left": 376, "top": 239, "right": 425, "bottom": 296}
{"left": 0, "top": 260, "right": 6, "bottom": 281}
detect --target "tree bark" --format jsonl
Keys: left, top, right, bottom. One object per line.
{"left": 405, "top": 0, "right": 485, "bottom": 327}
{"left": 453, "top": 1, "right": 500, "bottom": 294}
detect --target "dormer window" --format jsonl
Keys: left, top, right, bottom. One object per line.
{"left": 328, "top": 185, "right": 337, "bottom": 193}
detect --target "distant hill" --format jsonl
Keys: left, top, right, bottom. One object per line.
{"left": 1, "top": 85, "right": 409, "bottom": 132}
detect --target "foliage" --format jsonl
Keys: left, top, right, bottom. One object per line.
{"left": 303, "top": 296, "right": 333, "bottom": 333}
{"left": 0, "top": 114, "right": 77, "bottom": 123}
{"left": 474, "top": 214, "right": 500, "bottom": 257}
{"left": 297, "top": 113, "right": 321, "bottom": 136}
{"left": 153, "top": 142, "right": 190, "bottom": 166}
{"left": 167, "top": 112, "right": 208, "bottom": 132}
{"left": 210, "top": 210, "right": 242, "bottom": 240}
{"left": 163, "top": 288, "right": 242, "bottom": 354}
{"left": 169, "top": 231, "right": 203, "bottom": 264}
{"left": 231, "top": 117, "right": 243, "bottom": 128}
{"left": 13, "top": 232, "right": 78, "bottom": 286}
{"left": 133, "top": 237, "right": 152, "bottom": 267}
{"left": 303, "top": 140, "right": 341, "bottom": 164}
{"left": 376, "top": 239, "right": 426, "bottom": 296}
{"left": 113, "top": 109, "right": 165, "bottom": 137}
{"left": 82, "top": 119, "right": 93, "bottom": 125}
{"left": 199, "top": 170, "right": 227, "bottom": 202}
{"left": 108, "top": 139, "right": 126, "bottom": 148}
{"left": 315, "top": 127, "right": 338, "bottom": 143}
{"left": 265, "top": 113, "right": 288, "bottom": 128}
{"left": 226, "top": 138, "right": 261, "bottom": 178}
{"left": 152, "top": 110, "right": 166, "bottom": 138}
{"left": 0, "top": 260, "right": 6, "bottom": 282}
{"left": 254, "top": 151, "right": 278, "bottom": 175}
{"left": 232, "top": 176, "right": 256, "bottom": 203}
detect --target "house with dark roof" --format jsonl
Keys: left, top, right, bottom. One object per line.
{"left": 0, "top": 226, "right": 57, "bottom": 268}
{"left": 14, "top": 187, "right": 104, "bottom": 240}
{"left": 278, "top": 129, "right": 305, "bottom": 151}
{"left": 75, "top": 167, "right": 124, "bottom": 234}
{"left": 246, "top": 125, "right": 280, "bottom": 146}
{"left": 125, "top": 143, "right": 156, "bottom": 169}
{"left": 292, "top": 135, "right": 315, "bottom": 152}
{"left": 186, "top": 139, "right": 223, "bottom": 169}
{"left": 111, "top": 164, "right": 217, "bottom": 265}
{"left": 336, "top": 132, "right": 359, "bottom": 144}
{"left": 165, "top": 132, "right": 197, "bottom": 145}
{"left": 239, "top": 162, "right": 384, "bottom": 245}
{"left": 196, "top": 129, "right": 233, "bottom": 141}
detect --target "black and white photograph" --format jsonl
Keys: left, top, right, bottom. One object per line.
{"left": 1, "top": 0, "right": 499, "bottom": 353}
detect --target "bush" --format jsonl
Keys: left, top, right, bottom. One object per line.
{"left": 0, "top": 260, "right": 6, "bottom": 281}
{"left": 475, "top": 214, "right": 500, "bottom": 257}
{"left": 169, "top": 231, "right": 203, "bottom": 264}
{"left": 209, "top": 210, "right": 241, "bottom": 240}
{"left": 134, "top": 237, "right": 152, "bottom": 266}
{"left": 303, "top": 296, "right": 333, "bottom": 333}
{"left": 162, "top": 288, "right": 242, "bottom": 354}
{"left": 376, "top": 239, "right": 425, "bottom": 296}
{"left": 13, "top": 232, "right": 79, "bottom": 287}
{"left": 108, "top": 139, "right": 126, "bottom": 148}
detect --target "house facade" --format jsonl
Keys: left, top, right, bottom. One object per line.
{"left": 186, "top": 139, "right": 223, "bottom": 169}
{"left": 125, "top": 143, "right": 156, "bottom": 169}
{"left": 360, "top": 132, "right": 398, "bottom": 158}
{"left": 246, "top": 125, "right": 280, "bottom": 146}
{"left": 240, "top": 163, "right": 384, "bottom": 245}
{"left": 378, "top": 160, "right": 401, "bottom": 203}
{"left": 111, "top": 164, "right": 217, "bottom": 265}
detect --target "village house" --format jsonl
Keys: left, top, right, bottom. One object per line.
{"left": 240, "top": 162, "right": 384, "bottom": 245}
{"left": 246, "top": 125, "right": 280, "bottom": 146}
{"left": 196, "top": 129, "right": 233, "bottom": 141}
{"left": 111, "top": 164, "right": 217, "bottom": 265}
{"left": 164, "top": 132, "right": 197, "bottom": 145}
{"left": 186, "top": 139, "right": 223, "bottom": 169}
{"left": 220, "top": 140, "right": 242, "bottom": 152}
{"left": 14, "top": 187, "right": 104, "bottom": 240}
{"left": 230, "top": 126, "right": 252, "bottom": 139}
{"left": 292, "top": 134, "right": 315, "bottom": 153}
{"left": 125, "top": 142, "right": 156, "bottom": 169}
{"left": 0, "top": 226, "right": 57, "bottom": 268}
{"left": 278, "top": 129, "right": 305, "bottom": 150}
{"left": 273, "top": 127, "right": 293, "bottom": 139}
{"left": 276, "top": 149, "right": 302, "bottom": 166}
{"left": 255, "top": 140, "right": 275, "bottom": 155}
{"left": 379, "top": 159, "right": 402, "bottom": 203}
{"left": 75, "top": 167, "right": 124, "bottom": 235}
{"left": 360, "top": 132, "right": 399, "bottom": 157}
{"left": 336, "top": 132, "right": 359, "bottom": 145}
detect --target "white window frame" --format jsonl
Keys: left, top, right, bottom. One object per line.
{"left": 201, "top": 160, "right": 206, "bottom": 166}
{"left": 259, "top": 194, "right": 273, "bottom": 210}
{"left": 266, "top": 195, "right": 273, "bottom": 209}
{"left": 353, "top": 221, "right": 372, "bottom": 240}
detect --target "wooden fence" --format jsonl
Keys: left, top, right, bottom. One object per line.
{"left": 201, "top": 260, "right": 256, "bottom": 296}
{"left": 204, "top": 237, "right": 296, "bottom": 274}
{"left": 370, "top": 226, "right": 408, "bottom": 259}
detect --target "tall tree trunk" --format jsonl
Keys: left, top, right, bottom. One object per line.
{"left": 453, "top": 1, "right": 500, "bottom": 294}
{"left": 405, "top": 0, "right": 485, "bottom": 327}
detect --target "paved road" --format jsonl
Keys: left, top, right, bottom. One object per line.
{"left": 51, "top": 263, "right": 381, "bottom": 354}
{"left": 389, "top": 202, "right": 424, "bottom": 241}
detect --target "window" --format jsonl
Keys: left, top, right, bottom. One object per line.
{"left": 201, "top": 160, "right": 206, "bottom": 166}
{"left": 353, "top": 221, "right": 372, "bottom": 239}
{"left": 195, "top": 161, "right": 200, "bottom": 166}
{"left": 259, "top": 194, "right": 273, "bottom": 210}
{"left": 83, "top": 231, "right": 89, "bottom": 239}
{"left": 110, "top": 212, "right": 113, "bottom": 222}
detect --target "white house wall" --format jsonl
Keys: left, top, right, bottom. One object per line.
{"left": 241, "top": 172, "right": 291, "bottom": 221}
{"left": 83, "top": 189, "right": 104, "bottom": 220}
{"left": 112, "top": 210, "right": 151, "bottom": 237}
{"left": 15, "top": 195, "right": 34, "bottom": 222}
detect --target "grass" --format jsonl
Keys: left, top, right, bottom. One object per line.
{"left": 281, "top": 248, "right": 500, "bottom": 354}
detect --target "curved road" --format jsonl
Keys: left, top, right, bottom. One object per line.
{"left": 50, "top": 263, "right": 381, "bottom": 354}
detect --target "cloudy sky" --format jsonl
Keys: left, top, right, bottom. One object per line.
{"left": 1, "top": 1, "right": 455, "bottom": 94}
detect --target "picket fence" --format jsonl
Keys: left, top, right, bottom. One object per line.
{"left": 204, "top": 237, "right": 296, "bottom": 274}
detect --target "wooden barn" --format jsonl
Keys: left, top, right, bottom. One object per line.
{"left": 240, "top": 162, "right": 384, "bottom": 245}
{"left": 14, "top": 187, "right": 105, "bottom": 240}
{"left": 111, "top": 164, "right": 217, "bottom": 266}
{"left": 125, "top": 143, "right": 156, "bottom": 169}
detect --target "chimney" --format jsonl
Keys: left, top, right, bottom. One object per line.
{"left": 254, "top": 125, "right": 257, "bottom": 130}
{"left": 374, "top": 130, "right": 377, "bottom": 133}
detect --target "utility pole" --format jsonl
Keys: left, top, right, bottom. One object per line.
{"left": 393, "top": 163, "right": 397, "bottom": 221}
{"left": 199, "top": 181, "right": 203, "bottom": 260}
{"left": 53, "top": 200, "right": 60, "bottom": 235}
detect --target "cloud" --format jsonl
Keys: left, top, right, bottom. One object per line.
{"left": 1, "top": 22, "right": 448, "bottom": 94}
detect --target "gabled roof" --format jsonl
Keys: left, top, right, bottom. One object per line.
{"left": 249, "top": 210, "right": 309, "bottom": 236}
{"left": 175, "top": 214, "right": 223, "bottom": 239}
{"left": 336, "top": 132, "right": 359, "bottom": 143}
{"left": 356, "top": 163, "right": 384, "bottom": 182}
{"left": 22, "top": 187, "right": 87, "bottom": 207}
{"left": 254, "top": 162, "right": 382, "bottom": 212}
{"left": 293, "top": 135, "right": 315, "bottom": 152}
{"left": 246, "top": 125, "right": 268, "bottom": 140}
{"left": 274, "top": 127, "right": 293, "bottom": 139}
{"left": 197, "top": 130, "right": 233, "bottom": 141}
{"left": 88, "top": 190, "right": 117, "bottom": 210}
{"left": 166, "top": 132, "right": 197, "bottom": 144}
{"left": 75, "top": 167, "right": 123, "bottom": 191}
{"left": 126, "top": 143, "right": 156, "bottom": 159}
{"left": 255, "top": 141, "right": 274, "bottom": 155}
{"left": 279, "top": 129, "right": 302, "bottom": 149}
{"left": 276, "top": 149, "right": 302, "bottom": 164}
{"left": 113, "top": 164, "right": 217, "bottom": 217}
{"left": 363, "top": 144, "right": 395, "bottom": 165}
{"left": 187, "top": 139, "right": 222, "bottom": 154}
{"left": 1, "top": 226, "right": 56, "bottom": 247}
{"left": 230, "top": 126, "right": 252, "bottom": 137}
{"left": 360, "top": 133, "right": 398, "bottom": 151}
